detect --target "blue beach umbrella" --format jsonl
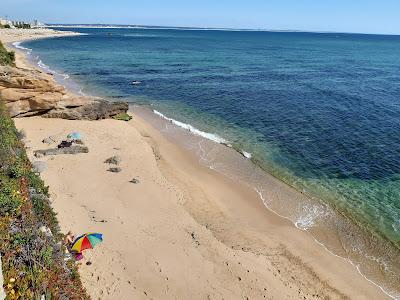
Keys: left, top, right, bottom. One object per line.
{"left": 67, "top": 132, "right": 83, "bottom": 140}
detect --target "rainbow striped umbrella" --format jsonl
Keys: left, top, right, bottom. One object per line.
{"left": 71, "top": 233, "right": 103, "bottom": 253}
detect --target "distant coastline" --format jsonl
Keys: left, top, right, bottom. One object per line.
{"left": 46, "top": 24, "right": 400, "bottom": 36}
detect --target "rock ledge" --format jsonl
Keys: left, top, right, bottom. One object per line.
{"left": 0, "top": 65, "right": 128, "bottom": 119}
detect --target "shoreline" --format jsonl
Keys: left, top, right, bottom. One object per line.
{"left": 135, "top": 104, "right": 399, "bottom": 295}
{"left": 3, "top": 29, "right": 394, "bottom": 299}
{"left": 1, "top": 28, "right": 82, "bottom": 74}
{"left": 0, "top": 28, "right": 82, "bottom": 44}
{"left": 132, "top": 105, "right": 399, "bottom": 299}
{"left": 45, "top": 25, "right": 400, "bottom": 36}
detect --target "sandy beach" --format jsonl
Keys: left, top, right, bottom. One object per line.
{"left": 2, "top": 29, "right": 392, "bottom": 299}
{"left": 13, "top": 115, "right": 389, "bottom": 300}
{"left": 0, "top": 28, "right": 81, "bottom": 70}
{"left": 0, "top": 28, "right": 81, "bottom": 44}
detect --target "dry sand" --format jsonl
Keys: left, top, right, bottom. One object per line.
{"left": 14, "top": 116, "right": 390, "bottom": 300}
{"left": 0, "top": 28, "right": 81, "bottom": 70}
{"left": 0, "top": 28, "right": 81, "bottom": 44}
{"left": 2, "top": 28, "right": 391, "bottom": 300}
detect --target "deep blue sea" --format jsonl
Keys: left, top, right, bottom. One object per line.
{"left": 19, "top": 27, "right": 400, "bottom": 297}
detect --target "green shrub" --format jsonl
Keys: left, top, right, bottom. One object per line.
{"left": 113, "top": 112, "right": 132, "bottom": 121}
{"left": 41, "top": 246, "right": 54, "bottom": 267}
{"left": 0, "top": 192, "right": 21, "bottom": 215}
{"left": 0, "top": 40, "right": 15, "bottom": 66}
{"left": 15, "top": 24, "right": 31, "bottom": 29}
{"left": 0, "top": 100, "right": 88, "bottom": 298}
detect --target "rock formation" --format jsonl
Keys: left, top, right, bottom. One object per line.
{"left": 43, "top": 100, "right": 129, "bottom": 120}
{"left": 0, "top": 65, "right": 128, "bottom": 119}
{"left": 34, "top": 146, "right": 89, "bottom": 158}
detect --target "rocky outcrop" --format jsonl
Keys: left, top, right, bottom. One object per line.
{"left": 43, "top": 100, "right": 129, "bottom": 120}
{"left": 0, "top": 65, "right": 67, "bottom": 117}
{"left": 34, "top": 146, "right": 89, "bottom": 158}
{"left": 0, "top": 65, "right": 128, "bottom": 119}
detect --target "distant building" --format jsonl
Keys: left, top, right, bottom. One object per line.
{"left": 31, "top": 19, "right": 45, "bottom": 28}
{"left": 0, "top": 18, "right": 12, "bottom": 27}
{"left": 0, "top": 17, "right": 39, "bottom": 28}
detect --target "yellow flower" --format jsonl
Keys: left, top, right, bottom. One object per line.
{"left": 9, "top": 278, "right": 15, "bottom": 283}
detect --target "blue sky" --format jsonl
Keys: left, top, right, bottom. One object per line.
{"left": 1, "top": 0, "right": 400, "bottom": 34}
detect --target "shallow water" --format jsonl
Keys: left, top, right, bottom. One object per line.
{"left": 22, "top": 28, "right": 400, "bottom": 298}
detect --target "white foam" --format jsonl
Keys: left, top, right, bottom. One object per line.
{"left": 12, "top": 41, "right": 32, "bottom": 54}
{"left": 153, "top": 110, "right": 228, "bottom": 144}
{"left": 295, "top": 214, "right": 315, "bottom": 229}
{"left": 37, "top": 60, "right": 71, "bottom": 82}
{"left": 152, "top": 110, "right": 253, "bottom": 160}
{"left": 13, "top": 41, "right": 70, "bottom": 80}
{"left": 295, "top": 203, "right": 329, "bottom": 230}
{"left": 256, "top": 186, "right": 326, "bottom": 231}
{"left": 38, "top": 60, "right": 50, "bottom": 70}
{"left": 254, "top": 188, "right": 398, "bottom": 300}
{"left": 241, "top": 150, "right": 252, "bottom": 159}
{"left": 392, "top": 219, "right": 400, "bottom": 232}
{"left": 78, "top": 88, "right": 85, "bottom": 96}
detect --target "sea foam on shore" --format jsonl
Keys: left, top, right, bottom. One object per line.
{"left": 153, "top": 109, "right": 253, "bottom": 159}
{"left": 134, "top": 106, "right": 400, "bottom": 300}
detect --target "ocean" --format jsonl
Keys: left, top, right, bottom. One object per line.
{"left": 18, "top": 27, "right": 400, "bottom": 298}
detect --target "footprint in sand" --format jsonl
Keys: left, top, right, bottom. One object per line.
{"left": 81, "top": 205, "right": 108, "bottom": 223}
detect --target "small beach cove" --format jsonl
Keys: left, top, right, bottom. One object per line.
{"left": 1, "top": 28, "right": 397, "bottom": 299}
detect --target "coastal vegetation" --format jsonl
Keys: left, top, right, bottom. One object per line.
{"left": 0, "top": 100, "right": 88, "bottom": 298}
{"left": 15, "top": 24, "right": 31, "bottom": 29}
{"left": 0, "top": 24, "right": 30, "bottom": 29}
{"left": 112, "top": 112, "right": 132, "bottom": 121}
{"left": 0, "top": 40, "right": 15, "bottom": 66}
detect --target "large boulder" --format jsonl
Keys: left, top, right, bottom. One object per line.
{"left": 34, "top": 146, "right": 89, "bottom": 158}
{"left": 32, "top": 161, "right": 48, "bottom": 173}
{"left": 0, "top": 66, "right": 68, "bottom": 117}
{"left": 0, "top": 66, "right": 63, "bottom": 91}
{"left": 43, "top": 100, "right": 129, "bottom": 120}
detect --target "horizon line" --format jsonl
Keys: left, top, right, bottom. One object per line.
{"left": 45, "top": 23, "right": 400, "bottom": 37}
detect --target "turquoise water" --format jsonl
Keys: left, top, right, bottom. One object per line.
{"left": 20, "top": 28, "right": 400, "bottom": 297}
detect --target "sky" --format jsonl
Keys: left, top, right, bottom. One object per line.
{"left": 1, "top": 0, "right": 400, "bottom": 35}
